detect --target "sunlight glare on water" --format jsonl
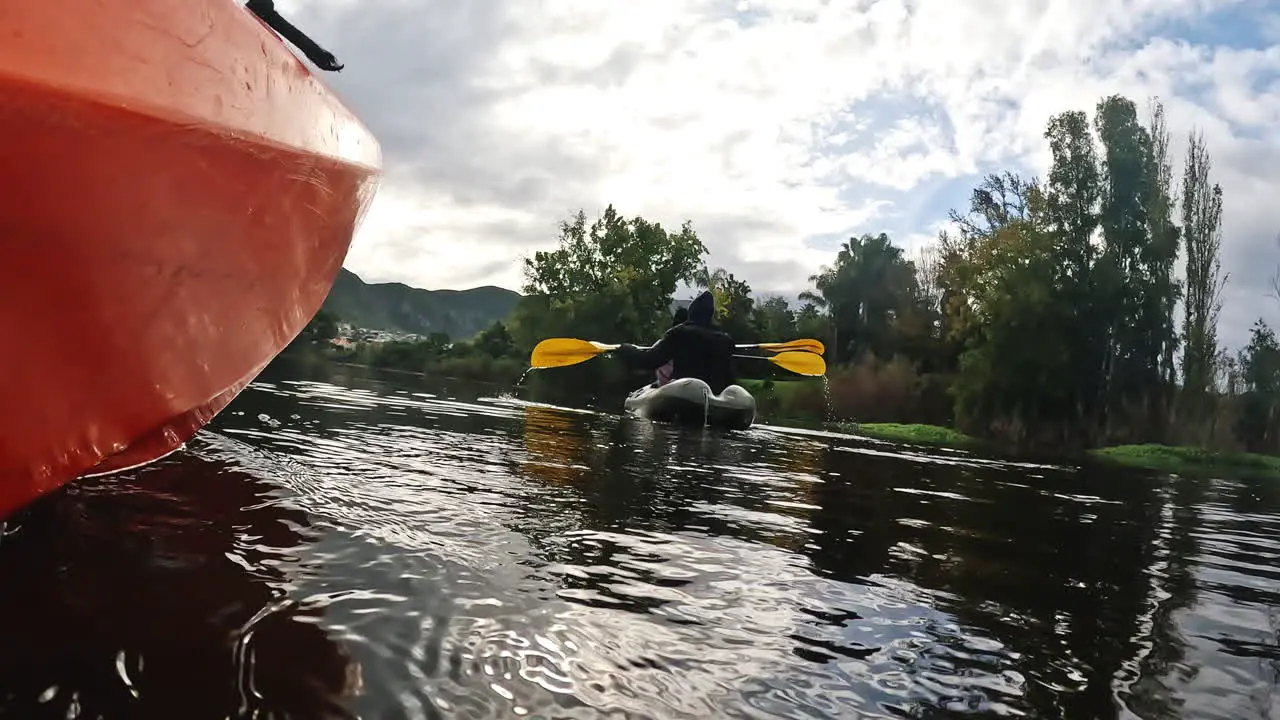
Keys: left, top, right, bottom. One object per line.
{"left": 0, "top": 363, "right": 1277, "bottom": 719}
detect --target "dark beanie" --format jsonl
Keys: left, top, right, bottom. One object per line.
{"left": 689, "top": 290, "right": 715, "bottom": 325}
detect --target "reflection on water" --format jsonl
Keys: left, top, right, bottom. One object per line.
{"left": 1, "top": 361, "right": 1278, "bottom": 719}
{"left": 0, "top": 444, "right": 359, "bottom": 719}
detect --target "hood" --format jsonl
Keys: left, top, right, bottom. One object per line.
{"left": 688, "top": 290, "right": 715, "bottom": 325}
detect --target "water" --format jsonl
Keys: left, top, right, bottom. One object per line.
{"left": 1, "top": 362, "right": 1278, "bottom": 720}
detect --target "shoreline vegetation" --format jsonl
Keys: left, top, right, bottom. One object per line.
{"left": 280, "top": 350, "right": 1280, "bottom": 480}
{"left": 279, "top": 90, "right": 1280, "bottom": 481}
{"left": 740, "top": 378, "right": 1280, "bottom": 477}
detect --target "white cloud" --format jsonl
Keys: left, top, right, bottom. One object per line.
{"left": 280, "top": 0, "right": 1280, "bottom": 347}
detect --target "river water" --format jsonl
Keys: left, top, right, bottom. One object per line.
{"left": 0, "top": 362, "right": 1277, "bottom": 719}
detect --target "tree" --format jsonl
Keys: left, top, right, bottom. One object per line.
{"left": 912, "top": 244, "right": 944, "bottom": 314}
{"left": 1236, "top": 320, "right": 1280, "bottom": 452}
{"left": 293, "top": 308, "right": 339, "bottom": 345}
{"left": 948, "top": 171, "right": 1038, "bottom": 241}
{"left": 426, "top": 332, "right": 451, "bottom": 350}
{"left": 695, "top": 266, "right": 757, "bottom": 340}
{"left": 947, "top": 217, "right": 1078, "bottom": 441}
{"left": 938, "top": 170, "right": 1084, "bottom": 440}
{"left": 793, "top": 302, "right": 828, "bottom": 349}
{"left": 1041, "top": 110, "right": 1104, "bottom": 433}
{"left": 1181, "top": 129, "right": 1228, "bottom": 409}
{"left": 1142, "top": 98, "right": 1182, "bottom": 400}
{"left": 474, "top": 321, "right": 516, "bottom": 358}
{"left": 804, "top": 233, "right": 920, "bottom": 363}
{"left": 291, "top": 92, "right": 1264, "bottom": 453}
{"left": 797, "top": 286, "right": 835, "bottom": 357}
{"left": 1094, "top": 94, "right": 1167, "bottom": 436}
{"left": 511, "top": 205, "right": 707, "bottom": 350}
{"left": 370, "top": 340, "right": 438, "bottom": 371}
{"left": 751, "top": 296, "right": 797, "bottom": 344}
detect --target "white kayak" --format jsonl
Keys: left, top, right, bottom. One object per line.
{"left": 623, "top": 377, "right": 757, "bottom": 430}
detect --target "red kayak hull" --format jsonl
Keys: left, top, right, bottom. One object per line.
{"left": 0, "top": 1, "right": 382, "bottom": 517}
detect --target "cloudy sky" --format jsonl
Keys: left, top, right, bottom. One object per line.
{"left": 275, "top": 0, "right": 1278, "bottom": 349}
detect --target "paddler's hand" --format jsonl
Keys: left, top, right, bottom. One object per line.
{"left": 615, "top": 343, "right": 640, "bottom": 360}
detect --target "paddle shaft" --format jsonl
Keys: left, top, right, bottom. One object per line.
{"left": 530, "top": 337, "right": 824, "bottom": 371}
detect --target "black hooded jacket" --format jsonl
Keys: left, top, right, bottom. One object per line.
{"left": 619, "top": 291, "right": 736, "bottom": 393}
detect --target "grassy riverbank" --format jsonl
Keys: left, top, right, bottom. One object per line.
{"left": 738, "top": 378, "right": 813, "bottom": 402}
{"left": 839, "top": 420, "right": 1280, "bottom": 478}
{"left": 847, "top": 423, "right": 978, "bottom": 448}
{"left": 739, "top": 378, "right": 976, "bottom": 448}
{"left": 839, "top": 424, "right": 1280, "bottom": 478}
{"left": 739, "top": 377, "right": 1280, "bottom": 476}
{"left": 1089, "top": 444, "right": 1280, "bottom": 478}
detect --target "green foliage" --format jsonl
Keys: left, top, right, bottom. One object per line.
{"left": 1142, "top": 99, "right": 1182, "bottom": 399}
{"left": 803, "top": 232, "right": 925, "bottom": 364}
{"left": 852, "top": 423, "right": 977, "bottom": 449}
{"left": 910, "top": 94, "right": 1244, "bottom": 450}
{"left": 696, "top": 267, "right": 756, "bottom": 339}
{"left": 1181, "top": 130, "right": 1227, "bottom": 405}
{"left": 366, "top": 339, "right": 440, "bottom": 370}
{"left": 509, "top": 205, "right": 709, "bottom": 391}
{"left": 290, "top": 308, "right": 339, "bottom": 347}
{"left": 321, "top": 320, "right": 525, "bottom": 384}
{"left": 473, "top": 321, "right": 517, "bottom": 359}
{"left": 947, "top": 218, "right": 1077, "bottom": 436}
{"left": 740, "top": 377, "right": 829, "bottom": 423}
{"left": 752, "top": 296, "right": 795, "bottom": 342}
{"left": 793, "top": 303, "right": 828, "bottom": 351}
{"left": 1236, "top": 320, "right": 1280, "bottom": 452}
{"left": 293, "top": 93, "right": 1268, "bottom": 456}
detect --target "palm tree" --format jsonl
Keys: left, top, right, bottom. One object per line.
{"left": 800, "top": 266, "right": 837, "bottom": 361}
{"left": 802, "top": 233, "right": 919, "bottom": 364}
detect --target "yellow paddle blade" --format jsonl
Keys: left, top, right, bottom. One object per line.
{"left": 529, "top": 338, "right": 620, "bottom": 369}
{"left": 744, "top": 338, "right": 826, "bottom": 355}
{"left": 770, "top": 350, "right": 827, "bottom": 376}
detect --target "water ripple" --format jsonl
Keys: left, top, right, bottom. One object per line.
{"left": 1, "top": 366, "right": 1277, "bottom": 719}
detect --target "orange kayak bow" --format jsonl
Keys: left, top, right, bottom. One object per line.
{"left": 0, "top": 0, "right": 382, "bottom": 516}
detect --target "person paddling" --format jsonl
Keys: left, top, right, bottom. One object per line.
{"left": 617, "top": 291, "right": 736, "bottom": 394}
{"left": 652, "top": 306, "right": 689, "bottom": 387}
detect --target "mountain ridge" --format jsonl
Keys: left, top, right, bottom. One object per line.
{"left": 321, "top": 268, "right": 520, "bottom": 340}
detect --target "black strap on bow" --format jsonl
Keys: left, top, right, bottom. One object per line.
{"left": 245, "top": 0, "right": 344, "bottom": 72}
